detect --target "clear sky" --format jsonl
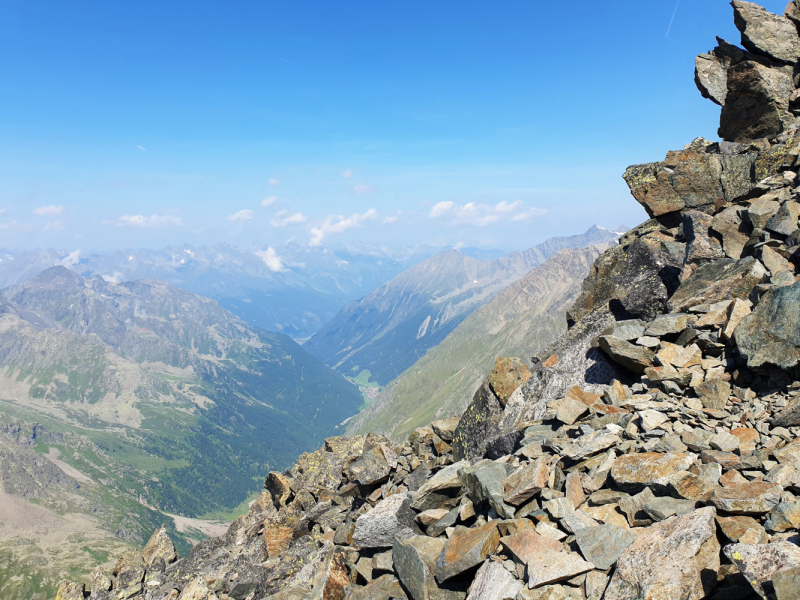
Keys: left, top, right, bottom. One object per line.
{"left": 0, "top": 0, "right": 789, "bottom": 252}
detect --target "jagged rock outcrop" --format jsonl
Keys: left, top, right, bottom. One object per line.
{"left": 59, "top": 3, "right": 800, "bottom": 600}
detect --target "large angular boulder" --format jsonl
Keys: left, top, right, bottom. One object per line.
{"left": 451, "top": 382, "right": 505, "bottom": 462}
{"left": 668, "top": 256, "right": 766, "bottom": 312}
{"left": 435, "top": 522, "right": 500, "bottom": 583}
{"left": 457, "top": 461, "right": 514, "bottom": 519}
{"left": 611, "top": 452, "right": 695, "bottom": 490}
{"left": 732, "top": 1, "right": 800, "bottom": 64}
{"left": 488, "top": 357, "right": 531, "bottom": 406}
{"left": 737, "top": 280, "right": 800, "bottom": 368}
{"left": 353, "top": 492, "right": 420, "bottom": 548}
{"left": 394, "top": 536, "right": 464, "bottom": 600}
{"left": 720, "top": 60, "right": 796, "bottom": 142}
{"left": 604, "top": 507, "right": 720, "bottom": 600}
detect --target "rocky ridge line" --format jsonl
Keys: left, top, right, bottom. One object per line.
{"left": 56, "top": 2, "right": 800, "bottom": 600}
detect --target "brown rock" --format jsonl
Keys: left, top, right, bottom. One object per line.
{"left": 489, "top": 357, "right": 532, "bottom": 406}
{"left": 500, "top": 529, "right": 562, "bottom": 564}
{"left": 266, "top": 471, "right": 294, "bottom": 508}
{"left": 565, "top": 472, "right": 585, "bottom": 509}
{"left": 263, "top": 526, "right": 293, "bottom": 558}
{"left": 693, "top": 379, "right": 732, "bottom": 410}
{"left": 716, "top": 515, "right": 769, "bottom": 544}
{"left": 435, "top": 521, "right": 500, "bottom": 583}
{"left": 611, "top": 452, "right": 695, "bottom": 490}
{"left": 730, "top": 427, "right": 760, "bottom": 454}
{"left": 504, "top": 458, "right": 550, "bottom": 506}
{"left": 599, "top": 336, "right": 655, "bottom": 374}
{"left": 710, "top": 481, "right": 782, "bottom": 514}
{"left": 731, "top": 0, "right": 800, "bottom": 63}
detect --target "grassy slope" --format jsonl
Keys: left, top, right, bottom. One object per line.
{"left": 349, "top": 245, "right": 605, "bottom": 441}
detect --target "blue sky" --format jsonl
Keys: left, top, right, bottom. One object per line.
{"left": 0, "top": 0, "right": 790, "bottom": 252}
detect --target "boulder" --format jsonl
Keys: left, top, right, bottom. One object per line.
{"left": 720, "top": 59, "right": 796, "bottom": 142}
{"left": 452, "top": 383, "right": 505, "bottom": 462}
{"left": 773, "top": 565, "right": 800, "bottom": 600}
{"left": 432, "top": 418, "right": 460, "bottom": 443}
{"left": 142, "top": 526, "right": 178, "bottom": 567}
{"left": 458, "top": 461, "right": 515, "bottom": 519}
{"left": 550, "top": 429, "right": 622, "bottom": 461}
{"left": 598, "top": 336, "right": 655, "bottom": 373}
{"left": 353, "top": 493, "right": 420, "bottom": 548}
{"left": 737, "top": 280, "right": 800, "bottom": 368}
{"left": 716, "top": 515, "right": 769, "bottom": 544}
{"left": 499, "top": 530, "right": 562, "bottom": 564}
{"left": 488, "top": 357, "right": 532, "bottom": 406}
{"left": 731, "top": 1, "right": 800, "bottom": 63}
{"left": 709, "top": 481, "right": 782, "bottom": 514}
{"left": 611, "top": 452, "right": 695, "bottom": 490}
{"left": 574, "top": 524, "right": 637, "bottom": 571}
{"left": 394, "top": 535, "right": 463, "bottom": 600}
{"left": 435, "top": 522, "right": 500, "bottom": 583}
{"left": 668, "top": 257, "right": 767, "bottom": 312}
{"left": 504, "top": 458, "right": 550, "bottom": 506}
{"left": 604, "top": 507, "right": 720, "bottom": 600}
{"left": 525, "top": 551, "right": 594, "bottom": 589}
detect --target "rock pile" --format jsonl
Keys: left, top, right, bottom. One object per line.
{"left": 56, "top": 2, "right": 800, "bottom": 600}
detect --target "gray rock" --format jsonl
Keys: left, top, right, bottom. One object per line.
{"left": 464, "top": 561, "right": 522, "bottom": 600}
{"left": 710, "top": 482, "right": 782, "bottom": 514}
{"left": 723, "top": 541, "right": 800, "bottom": 599}
{"left": 732, "top": 1, "right": 800, "bottom": 64}
{"left": 432, "top": 417, "right": 461, "bottom": 443}
{"left": 668, "top": 257, "right": 767, "bottom": 313}
{"left": 394, "top": 535, "right": 462, "bottom": 600}
{"left": 694, "top": 379, "right": 732, "bottom": 410}
{"left": 613, "top": 319, "right": 646, "bottom": 341}
{"left": 574, "top": 524, "right": 638, "bottom": 571}
{"left": 598, "top": 336, "right": 655, "bottom": 374}
{"left": 549, "top": 429, "right": 622, "bottom": 461}
{"left": 412, "top": 462, "right": 469, "bottom": 511}
{"left": 737, "top": 280, "right": 800, "bottom": 369}
{"left": 452, "top": 383, "right": 505, "bottom": 462}
{"left": 353, "top": 493, "right": 421, "bottom": 548}
{"left": 773, "top": 565, "right": 800, "bottom": 600}
{"left": 604, "top": 507, "right": 720, "bottom": 600}
{"left": 458, "top": 461, "right": 515, "bottom": 519}
{"left": 773, "top": 396, "right": 800, "bottom": 427}
{"left": 640, "top": 495, "right": 697, "bottom": 521}
{"left": 350, "top": 574, "right": 409, "bottom": 600}
{"left": 504, "top": 458, "right": 550, "bottom": 506}
{"left": 427, "top": 507, "right": 459, "bottom": 538}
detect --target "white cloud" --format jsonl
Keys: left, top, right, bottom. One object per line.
{"left": 57, "top": 249, "right": 81, "bottom": 268}
{"left": 33, "top": 205, "right": 63, "bottom": 216}
{"left": 382, "top": 215, "right": 398, "bottom": 224}
{"left": 261, "top": 195, "right": 278, "bottom": 207}
{"left": 428, "top": 200, "right": 544, "bottom": 227}
{"left": 309, "top": 209, "right": 377, "bottom": 247}
{"left": 253, "top": 247, "right": 283, "bottom": 272}
{"left": 342, "top": 170, "right": 354, "bottom": 179}
{"left": 0, "top": 220, "right": 18, "bottom": 230}
{"left": 113, "top": 214, "right": 183, "bottom": 227}
{"left": 512, "top": 207, "right": 547, "bottom": 222}
{"left": 0, "top": 208, "right": 6, "bottom": 214}
{"left": 137, "top": 145, "right": 146, "bottom": 152}
{"left": 228, "top": 209, "right": 254, "bottom": 223}
{"left": 43, "top": 221, "right": 63, "bottom": 231}
{"left": 351, "top": 184, "right": 375, "bottom": 195}
{"left": 269, "top": 178, "right": 280, "bottom": 187}
{"left": 270, "top": 210, "right": 307, "bottom": 227}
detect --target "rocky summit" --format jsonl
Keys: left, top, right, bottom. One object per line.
{"left": 56, "top": 3, "right": 800, "bottom": 600}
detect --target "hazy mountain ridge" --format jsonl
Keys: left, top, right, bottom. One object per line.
{"left": 0, "top": 242, "right": 444, "bottom": 339}
{"left": 304, "top": 226, "right": 621, "bottom": 385}
{"left": 348, "top": 243, "right": 607, "bottom": 440}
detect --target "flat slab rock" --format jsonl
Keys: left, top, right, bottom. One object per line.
{"left": 575, "top": 524, "right": 638, "bottom": 571}
{"left": 611, "top": 452, "right": 695, "bottom": 489}
{"left": 604, "top": 507, "right": 720, "bottom": 600}
{"left": 435, "top": 522, "right": 500, "bottom": 583}
{"left": 526, "top": 550, "right": 594, "bottom": 589}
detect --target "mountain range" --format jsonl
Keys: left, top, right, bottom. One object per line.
{"left": 347, "top": 243, "right": 608, "bottom": 440}
{"left": 0, "top": 242, "right": 443, "bottom": 340}
{"left": 304, "top": 225, "right": 623, "bottom": 386}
